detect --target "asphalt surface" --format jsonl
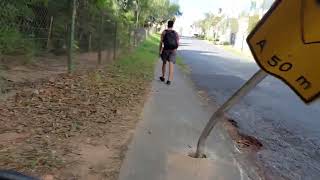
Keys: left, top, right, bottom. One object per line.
{"left": 119, "top": 62, "right": 254, "bottom": 180}
{"left": 178, "top": 37, "right": 320, "bottom": 180}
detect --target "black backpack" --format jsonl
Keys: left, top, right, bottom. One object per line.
{"left": 163, "top": 30, "right": 178, "bottom": 50}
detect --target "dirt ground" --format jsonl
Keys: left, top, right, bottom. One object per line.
{"left": 0, "top": 51, "right": 150, "bottom": 180}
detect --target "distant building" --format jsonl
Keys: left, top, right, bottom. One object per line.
{"left": 237, "top": 0, "right": 274, "bottom": 52}
{"left": 213, "top": 17, "right": 238, "bottom": 45}
{"left": 214, "top": 0, "right": 274, "bottom": 52}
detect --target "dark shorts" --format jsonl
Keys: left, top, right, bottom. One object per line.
{"left": 161, "top": 50, "right": 176, "bottom": 64}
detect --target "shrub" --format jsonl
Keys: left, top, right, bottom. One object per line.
{"left": 223, "top": 41, "right": 230, "bottom": 45}
{"left": 0, "top": 28, "right": 35, "bottom": 56}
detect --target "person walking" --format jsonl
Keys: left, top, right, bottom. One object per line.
{"left": 159, "top": 20, "right": 179, "bottom": 85}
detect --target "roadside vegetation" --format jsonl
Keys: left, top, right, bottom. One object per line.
{"left": 220, "top": 45, "right": 253, "bottom": 59}
{"left": 0, "top": 0, "right": 180, "bottom": 62}
{"left": 176, "top": 56, "right": 190, "bottom": 74}
{"left": 0, "top": 35, "right": 160, "bottom": 179}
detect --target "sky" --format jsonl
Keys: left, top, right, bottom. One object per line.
{"left": 175, "top": 0, "right": 252, "bottom": 33}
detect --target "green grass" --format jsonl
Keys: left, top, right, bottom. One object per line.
{"left": 111, "top": 34, "right": 160, "bottom": 81}
{"left": 176, "top": 56, "right": 190, "bottom": 74}
{"left": 221, "top": 45, "right": 253, "bottom": 59}
{"left": 111, "top": 34, "right": 191, "bottom": 81}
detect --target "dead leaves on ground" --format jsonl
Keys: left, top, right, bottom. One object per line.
{"left": 0, "top": 69, "right": 148, "bottom": 175}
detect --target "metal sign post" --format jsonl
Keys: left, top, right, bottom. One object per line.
{"left": 195, "top": 70, "right": 268, "bottom": 158}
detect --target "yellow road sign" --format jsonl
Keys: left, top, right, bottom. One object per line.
{"left": 247, "top": 0, "right": 320, "bottom": 103}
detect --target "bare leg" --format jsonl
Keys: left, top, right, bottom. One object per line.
{"left": 168, "top": 62, "right": 174, "bottom": 81}
{"left": 162, "top": 62, "right": 166, "bottom": 78}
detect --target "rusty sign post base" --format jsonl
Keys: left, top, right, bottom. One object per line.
{"left": 195, "top": 69, "right": 268, "bottom": 158}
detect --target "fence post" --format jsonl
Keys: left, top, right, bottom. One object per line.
{"left": 128, "top": 26, "right": 131, "bottom": 48}
{"left": 113, "top": 21, "right": 118, "bottom": 61}
{"left": 46, "top": 16, "right": 54, "bottom": 50}
{"left": 88, "top": 33, "right": 92, "bottom": 52}
{"left": 98, "top": 13, "right": 103, "bottom": 65}
{"left": 68, "top": 0, "right": 77, "bottom": 73}
{"left": 133, "top": 29, "right": 137, "bottom": 47}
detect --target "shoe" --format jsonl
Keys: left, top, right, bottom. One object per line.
{"left": 160, "top": 77, "right": 165, "bottom": 82}
{"left": 166, "top": 81, "right": 171, "bottom": 85}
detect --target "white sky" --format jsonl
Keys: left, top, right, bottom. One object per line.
{"left": 176, "top": 0, "right": 251, "bottom": 29}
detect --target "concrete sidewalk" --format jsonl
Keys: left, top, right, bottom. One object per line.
{"left": 118, "top": 61, "right": 250, "bottom": 180}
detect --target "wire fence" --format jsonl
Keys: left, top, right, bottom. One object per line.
{"left": 0, "top": 0, "right": 148, "bottom": 73}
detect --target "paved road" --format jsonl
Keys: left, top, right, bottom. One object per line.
{"left": 178, "top": 37, "right": 320, "bottom": 180}
{"left": 119, "top": 62, "right": 254, "bottom": 180}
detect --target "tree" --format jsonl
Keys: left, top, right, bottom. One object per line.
{"left": 0, "top": 0, "right": 180, "bottom": 56}
{"left": 193, "top": 13, "right": 223, "bottom": 37}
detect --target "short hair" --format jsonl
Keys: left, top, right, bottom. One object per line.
{"left": 168, "top": 20, "right": 174, "bottom": 28}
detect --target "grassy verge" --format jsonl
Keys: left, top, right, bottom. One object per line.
{"left": 176, "top": 56, "right": 190, "bottom": 74}
{"left": 111, "top": 34, "right": 159, "bottom": 81}
{"left": 0, "top": 35, "right": 160, "bottom": 179}
{"left": 220, "top": 45, "right": 253, "bottom": 59}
